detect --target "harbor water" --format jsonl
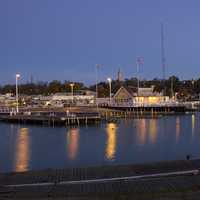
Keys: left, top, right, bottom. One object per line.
{"left": 0, "top": 113, "right": 199, "bottom": 172}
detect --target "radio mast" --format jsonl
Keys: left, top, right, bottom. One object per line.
{"left": 161, "top": 23, "right": 166, "bottom": 80}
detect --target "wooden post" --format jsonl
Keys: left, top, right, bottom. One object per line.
{"left": 77, "top": 118, "right": 80, "bottom": 126}
{"left": 52, "top": 118, "right": 54, "bottom": 127}
{"left": 68, "top": 118, "right": 70, "bottom": 125}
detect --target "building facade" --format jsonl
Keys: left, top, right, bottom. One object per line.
{"left": 113, "top": 86, "right": 169, "bottom": 106}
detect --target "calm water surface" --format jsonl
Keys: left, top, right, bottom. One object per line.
{"left": 0, "top": 113, "right": 199, "bottom": 172}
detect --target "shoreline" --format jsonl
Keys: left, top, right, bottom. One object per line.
{"left": 1, "top": 159, "right": 200, "bottom": 199}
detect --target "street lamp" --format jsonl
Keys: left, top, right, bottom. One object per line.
{"left": 95, "top": 64, "right": 102, "bottom": 106}
{"left": 107, "top": 77, "right": 112, "bottom": 104}
{"left": 69, "top": 83, "right": 75, "bottom": 104}
{"left": 15, "top": 73, "right": 20, "bottom": 113}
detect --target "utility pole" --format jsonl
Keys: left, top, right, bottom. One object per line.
{"left": 95, "top": 64, "right": 101, "bottom": 106}
{"left": 136, "top": 57, "right": 144, "bottom": 96}
{"left": 161, "top": 23, "right": 166, "bottom": 95}
{"left": 30, "top": 74, "right": 34, "bottom": 84}
{"left": 171, "top": 76, "right": 174, "bottom": 98}
{"left": 161, "top": 23, "right": 166, "bottom": 81}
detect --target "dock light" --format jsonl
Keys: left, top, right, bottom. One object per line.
{"left": 107, "top": 77, "right": 112, "bottom": 104}
{"left": 15, "top": 73, "right": 21, "bottom": 113}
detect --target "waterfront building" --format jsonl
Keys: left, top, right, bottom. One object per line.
{"left": 28, "top": 90, "right": 95, "bottom": 107}
{"left": 51, "top": 92, "right": 95, "bottom": 106}
{"left": 0, "top": 93, "right": 16, "bottom": 107}
{"left": 113, "top": 86, "right": 169, "bottom": 106}
{"left": 46, "top": 90, "right": 95, "bottom": 107}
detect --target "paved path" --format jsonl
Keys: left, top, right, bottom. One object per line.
{"left": 1, "top": 159, "right": 200, "bottom": 199}
{"left": 5, "top": 169, "right": 199, "bottom": 188}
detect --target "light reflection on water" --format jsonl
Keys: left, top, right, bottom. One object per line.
{"left": 0, "top": 113, "right": 199, "bottom": 172}
{"left": 105, "top": 123, "right": 117, "bottom": 161}
{"left": 149, "top": 119, "right": 157, "bottom": 144}
{"left": 67, "top": 128, "right": 79, "bottom": 160}
{"left": 136, "top": 119, "right": 147, "bottom": 145}
{"left": 192, "top": 114, "right": 195, "bottom": 139}
{"left": 15, "top": 127, "right": 30, "bottom": 172}
{"left": 176, "top": 117, "right": 181, "bottom": 143}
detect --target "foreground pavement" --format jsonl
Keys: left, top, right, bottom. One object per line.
{"left": 1, "top": 159, "right": 200, "bottom": 199}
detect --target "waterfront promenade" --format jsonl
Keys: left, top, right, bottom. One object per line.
{"left": 1, "top": 159, "right": 200, "bottom": 199}
{"left": 0, "top": 103, "right": 191, "bottom": 127}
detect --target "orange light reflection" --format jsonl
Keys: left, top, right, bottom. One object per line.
{"left": 15, "top": 128, "right": 30, "bottom": 172}
{"left": 136, "top": 119, "right": 147, "bottom": 145}
{"left": 192, "top": 114, "right": 195, "bottom": 139}
{"left": 149, "top": 119, "right": 157, "bottom": 144}
{"left": 105, "top": 123, "right": 117, "bottom": 160}
{"left": 176, "top": 117, "right": 181, "bottom": 142}
{"left": 67, "top": 128, "right": 79, "bottom": 160}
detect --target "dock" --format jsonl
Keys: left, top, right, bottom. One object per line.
{"left": 1, "top": 159, "right": 200, "bottom": 199}
{"left": 99, "top": 104, "right": 189, "bottom": 119}
{"left": 0, "top": 104, "right": 193, "bottom": 126}
{"left": 0, "top": 111, "right": 101, "bottom": 126}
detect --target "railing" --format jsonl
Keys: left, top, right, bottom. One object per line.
{"left": 99, "top": 101, "right": 185, "bottom": 108}
{"left": 0, "top": 107, "right": 16, "bottom": 114}
{"left": 0, "top": 110, "right": 100, "bottom": 118}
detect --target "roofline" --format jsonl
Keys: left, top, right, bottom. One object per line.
{"left": 113, "top": 86, "right": 133, "bottom": 98}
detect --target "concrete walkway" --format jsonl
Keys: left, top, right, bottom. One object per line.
{"left": 1, "top": 159, "right": 200, "bottom": 199}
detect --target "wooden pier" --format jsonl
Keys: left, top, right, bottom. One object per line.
{"left": 0, "top": 112, "right": 101, "bottom": 126}
{"left": 99, "top": 104, "right": 188, "bottom": 119}
{"left": 0, "top": 104, "right": 192, "bottom": 126}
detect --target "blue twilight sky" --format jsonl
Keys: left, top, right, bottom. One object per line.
{"left": 0, "top": 0, "right": 200, "bottom": 85}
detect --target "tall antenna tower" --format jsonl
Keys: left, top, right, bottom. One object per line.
{"left": 161, "top": 23, "right": 166, "bottom": 80}
{"left": 30, "top": 74, "right": 34, "bottom": 84}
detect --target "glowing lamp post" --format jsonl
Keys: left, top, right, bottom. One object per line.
{"left": 70, "top": 83, "right": 75, "bottom": 104}
{"left": 15, "top": 74, "right": 20, "bottom": 113}
{"left": 107, "top": 77, "right": 112, "bottom": 104}
{"left": 95, "top": 64, "right": 102, "bottom": 107}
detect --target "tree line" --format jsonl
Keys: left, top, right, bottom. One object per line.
{"left": 0, "top": 80, "right": 86, "bottom": 95}
{"left": 0, "top": 76, "right": 200, "bottom": 99}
